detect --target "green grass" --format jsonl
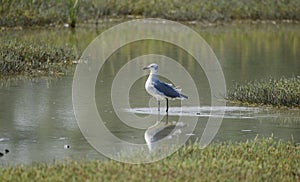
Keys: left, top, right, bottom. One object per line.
{"left": 0, "top": 137, "right": 299, "bottom": 181}
{"left": 0, "top": 41, "right": 77, "bottom": 77}
{"left": 0, "top": 0, "right": 300, "bottom": 27}
{"left": 227, "top": 77, "right": 300, "bottom": 108}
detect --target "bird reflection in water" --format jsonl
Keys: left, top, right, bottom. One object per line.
{"left": 144, "top": 113, "right": 187, "bottom": 152}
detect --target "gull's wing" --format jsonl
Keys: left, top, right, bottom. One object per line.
{"left": 153, "top": 80, "right": 180, "bottom": 98}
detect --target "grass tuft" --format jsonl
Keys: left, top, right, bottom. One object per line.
{"left": 0, "top": 41, "right": 77, "bottom": 77}
{"left": 227, "top": 77, "right": 300, "bottom": 108}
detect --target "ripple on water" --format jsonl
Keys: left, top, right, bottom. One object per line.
{"left": 124, "top": 106, "right": 261, "bottom": 119}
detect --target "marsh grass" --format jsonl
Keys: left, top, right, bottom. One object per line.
{"left": 0, "top": 41, "right": 77, "bottom": 77}
{"left": 227, "top": 77, "right": 300, "bottom": 108}
{"left": 0, "top": 1, "right": 67, "bottom": 27}
{"left": 0, "top": 0, "right": 299, "bottom": 27}
{"left": 0, "top": 137, "right": 299, "bottom": 181}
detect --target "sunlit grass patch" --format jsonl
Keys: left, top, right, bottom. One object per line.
{"left": 227, "top": 77, "right": 300, "bottom": 108}
{"left": 0, "top": 41, "right": 77, "bottom": 77}
{"left": 0, "top": 137, "right": 299, "bottom": 181}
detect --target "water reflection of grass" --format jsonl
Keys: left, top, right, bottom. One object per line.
{"left": 0, "top": 41, "right": 77, "bottom": 77}
{"left": 1, "top": 0, "right": 300, "bottom": 27}
{"left": 227, "top": 77, "right": 300, "bottom": 108}
{"left": 0, "top": 137, "right": 299, "bottom": 181}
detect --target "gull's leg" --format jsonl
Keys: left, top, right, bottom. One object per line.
{"left": 166, "top": 110, "right": 169, "bottom": 123}
{"left": 158, "top": 100, "right": 160, "bottom": 112}
{"left": 166, "top": 98, "right": 169, "bottom": 112}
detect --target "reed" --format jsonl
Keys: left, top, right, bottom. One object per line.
{"left": 68, "top": 0, "right": 79, "bottom": 28}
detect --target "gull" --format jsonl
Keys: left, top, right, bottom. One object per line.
{"left": 143, "top": 63, "right": 188, "bottom": 112}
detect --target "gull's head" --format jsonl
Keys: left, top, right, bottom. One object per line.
{"left": 143, "top": 63, "right": 158, "bottom": 74}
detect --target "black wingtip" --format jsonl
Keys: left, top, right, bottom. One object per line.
{"left": 180, "top": 94, "right": 188, "bottom": 99}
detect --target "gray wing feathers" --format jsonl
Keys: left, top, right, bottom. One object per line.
{"left": 153, "top": 81, "right": 181, "bottom": 98}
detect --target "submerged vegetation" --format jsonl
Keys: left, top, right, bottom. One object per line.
{"left": 0, "top": 0, "right": 299, "bottom": 27}
{"left": 0, "top": 137, "right": 299, "bottom": 181}
{"left": 0, "top": 41, "right": 77, "bottom": 77}
{"left": 227, "top": 77, "right": 300, "bottom": 108}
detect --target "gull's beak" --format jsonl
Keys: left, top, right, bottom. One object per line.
{"left": 143, "top": 66, "right": 149, "bottom": 70}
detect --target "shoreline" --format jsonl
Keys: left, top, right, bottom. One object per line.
{"left": 1, "top": 18, "right": 299, "bottom": 30}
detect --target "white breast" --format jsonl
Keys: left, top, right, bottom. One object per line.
{"left": 145, "top": 75, "right": 164, "bottom": 100}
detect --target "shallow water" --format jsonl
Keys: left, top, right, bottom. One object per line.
{"left": 0, "top": 22, "right": 300, "bottom": 165}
